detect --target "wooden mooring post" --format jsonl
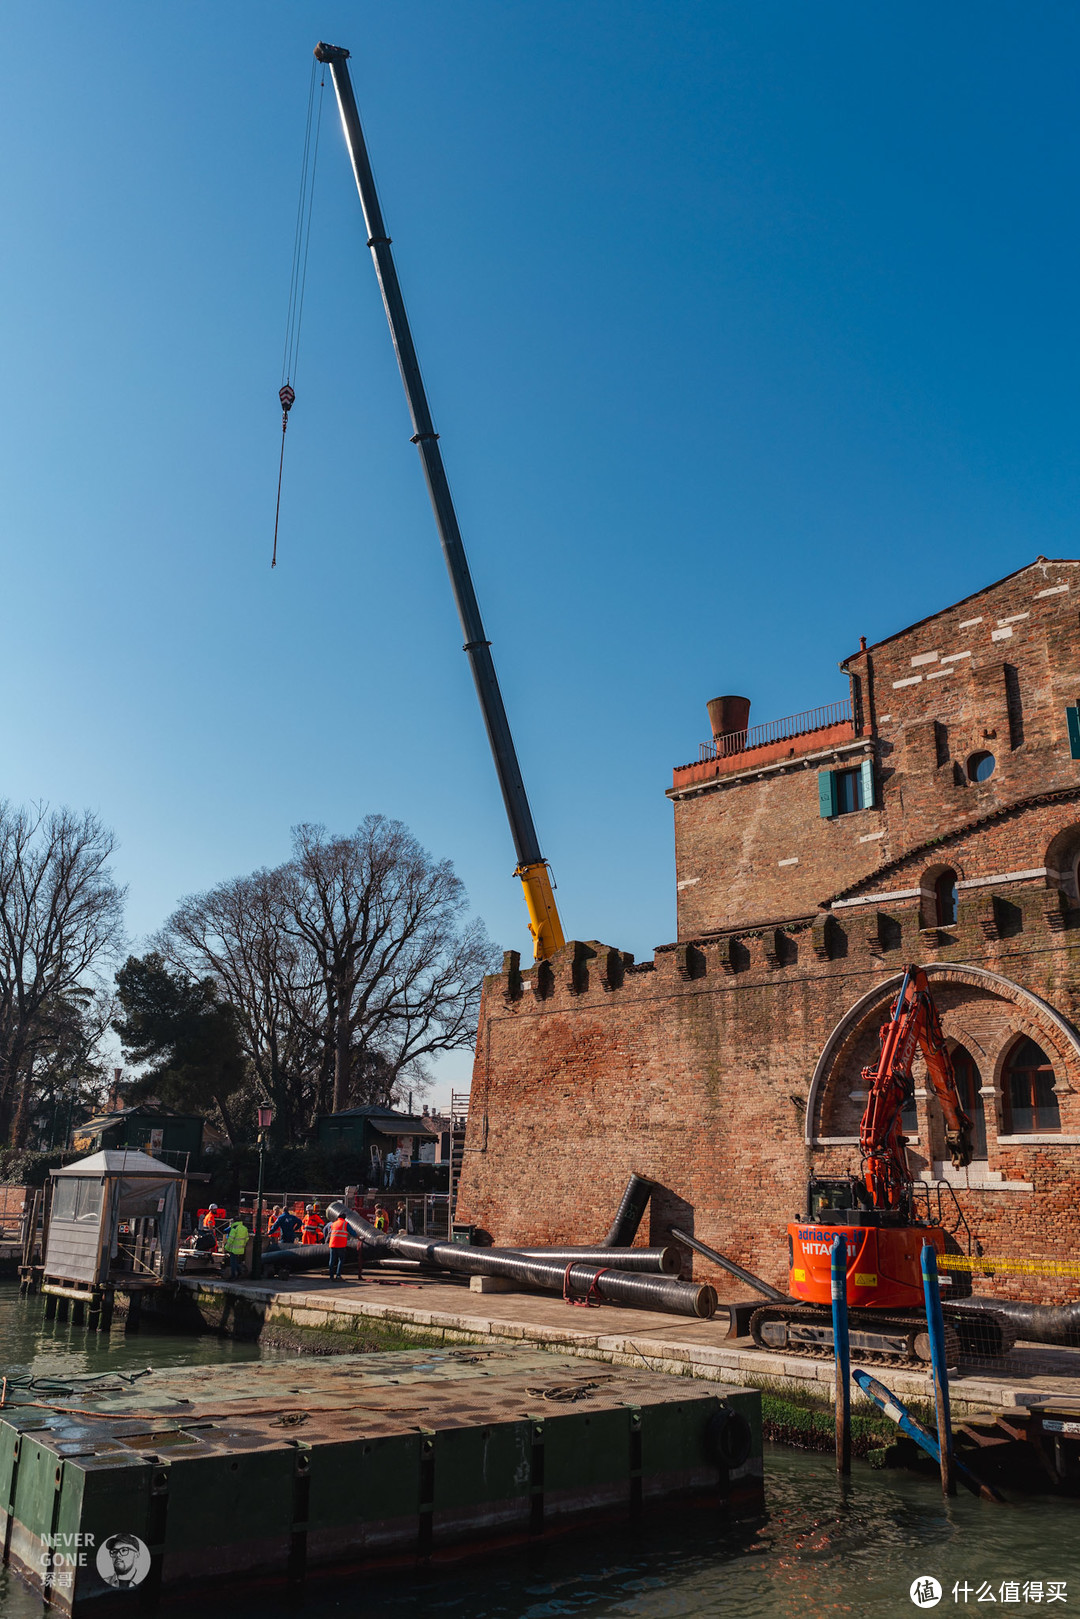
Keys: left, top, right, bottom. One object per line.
{"left": 831, "top": 1233, "right": 851, "bottom": 1475}
{"left": 922, "top": 1242, "right": 955, "bottom": 1497}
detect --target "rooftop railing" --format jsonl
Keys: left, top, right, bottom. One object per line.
{"left": 699, "top": 697, "right": 853, "bottom": 763}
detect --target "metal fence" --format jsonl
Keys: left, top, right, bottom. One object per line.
{"left": 699, "top": 697, "right": 854, "bottom": 763}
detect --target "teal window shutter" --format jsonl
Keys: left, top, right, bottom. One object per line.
{"left": 1068, "top": 705, "right": 1080, "bottom": 761}
{"left": 818, "top": 770, "right": 837, "bottom": 818}
{"left": 859, "top": 758, "right": 875, "bottom": 809}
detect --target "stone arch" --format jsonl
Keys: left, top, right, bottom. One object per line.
{"left": 805, "top": 964, "right": 1080, "bottom": 1146}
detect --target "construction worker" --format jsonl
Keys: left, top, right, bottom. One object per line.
{"left": 200, "top": 1205, "right": 221, "bottom": 1250}
{"left": 373, "top": 1205, "right": 389, "bottom": 1233}
{"left": 223, "top": 1212, "right": 250, "bottom": 1280}
{"left": 268, "top": 1205, "right": 302, "bottom": 1245}
{"left": 327, "top": 1212, "right": 350, "bottom": 1281}
{"left": 301, "top": 1205, "right": 323, "bottom": 1245}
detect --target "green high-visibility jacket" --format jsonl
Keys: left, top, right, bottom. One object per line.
{"left": 224, "top": 1221, "right": 250, "bottom": 1256}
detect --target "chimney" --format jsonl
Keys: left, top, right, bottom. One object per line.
{"left": 706, "top": 695, "right": 751, "bottom": 746}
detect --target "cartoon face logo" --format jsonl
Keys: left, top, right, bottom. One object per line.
{"left": 95, "top": 1533, "right": 150, "bottom": 1588}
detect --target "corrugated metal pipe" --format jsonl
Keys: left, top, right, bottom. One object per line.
{"left": 947, "top": 1296, "right": 1080, "bottom": 1348}
{"left": 602, "top": 1174, "right": 656, "bottom": 1247}
{"left": 262, "top": 1238, "right": 361, "bottom": 1272}
{"left": 506, "top": 1246, "right": 680, "bottom": 1274}
{"left": 325, "top": 1202, "right": 716, "bottom": 1319}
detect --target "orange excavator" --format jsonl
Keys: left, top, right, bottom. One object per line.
{"left": 750, "top": 966, "right": 1013, "bottom": 1364}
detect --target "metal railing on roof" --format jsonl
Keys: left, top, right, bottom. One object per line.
{"left": 698, "top": 697, "right": 853, "bottom": 763}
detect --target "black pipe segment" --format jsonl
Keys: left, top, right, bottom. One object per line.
{"left": 603, "top": 1174, "right": 656, "bottom": 1247}
{"left": 325, "top": 1203, "right": 715, "bottom": 1318}
{"left": 669, "top": 1228, "right": 790, "bottom": 1303}
{"left": 506, "top": 1246, "right": 679, "bottom": 1274}
{"left": 947, "top": 1295, "right": 1080, "bottom": 1348}
{"left": 262, "top": 1238, "right": 361, "bottom": 1273}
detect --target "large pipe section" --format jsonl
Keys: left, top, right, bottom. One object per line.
{"left": 325, "top": 1203, "right": 716, "bottom": 1318}
{"left": 508, "top": 1246, "right": 679, "bottom": 1274}
{"left": 948, "top": 1295, "right": 1080, "bottom": 1348}
{"left": 602, "top": 1174, "right": 655, "bottom": 1247}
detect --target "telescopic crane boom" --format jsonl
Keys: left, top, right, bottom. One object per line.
{"left": 314, "top": 41, "right": 564, "bottom": 960}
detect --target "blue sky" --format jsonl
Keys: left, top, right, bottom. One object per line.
{"left": 3, "top": 5, "right": 1079, "bottom": 1103}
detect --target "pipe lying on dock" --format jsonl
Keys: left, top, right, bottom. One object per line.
{"left": 325, "top": 1203, "right": 716, "bottom": 1318}
{"left": 603, "top": 1174, "right": 655, "bottom": 1247}
{"left": 262, "top": 1239, "right": 362, "bottom": 1272}
{"left": 948, "top": 1295, "right": 1080, "bottom": 1348}
{"left": 670, "top": 1228, "right": 790, "bottom": 1303}
{"left": 507, "top": 1246, "right": 680, "bottom": 1274}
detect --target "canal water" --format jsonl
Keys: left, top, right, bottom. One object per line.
{"left": 1, "top": 1284, "right": 1078, "bottom": 1618}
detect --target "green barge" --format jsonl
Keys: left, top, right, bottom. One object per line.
{"left": 0, "top": 1346, "right": 762, "bottom": 1613}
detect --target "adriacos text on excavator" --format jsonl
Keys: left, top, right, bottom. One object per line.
{"left": 749, "top": 965, "right": 1016, "bottom": 1365}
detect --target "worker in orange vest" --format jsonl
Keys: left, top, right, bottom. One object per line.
{"left": 199, "top": 1205, "right": 221, "bottom": 1250}
{"left": 301, "top": 1205, "right": 323, "bottom": 1245}
{"left": 373, "top": 1205, "right": 389, "bottom": 1232}
{"left": 327, "top": 1213, "right": 350, "bottom": 1281}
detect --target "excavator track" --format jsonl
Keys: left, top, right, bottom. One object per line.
{"left": 748, "top": 1304, "right": 1006, "bottom": 1368}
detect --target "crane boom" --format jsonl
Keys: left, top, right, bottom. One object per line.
{"left": 314, "top": 41, "right": 564, "bottom": 960}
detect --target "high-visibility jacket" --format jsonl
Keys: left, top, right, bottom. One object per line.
{"left": 201, "top": 1210, "right": 218, "bottom": 1229}
{"left": 327, "top": 1217, "right": 349, "bottom": 1249}
{"left": 301, "top": 1214, "right": 323, "bottom": 1245}
{"left": 373, "top": 1210, "right": 389, "bottom": 1231}
{"left": 224, "top": 1221, "right": 250, "bottom": 1256}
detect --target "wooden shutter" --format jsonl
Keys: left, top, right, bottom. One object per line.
{"left": 1067, "top": 705, "right": 1080, "bottom": 761}
{"left": 818, "top": 771, "right": 837, "bottom": 818}
{"left": 859, "top": 758, "right": 875, "bottom": 809}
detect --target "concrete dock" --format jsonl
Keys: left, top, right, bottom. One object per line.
{"left": 164, "top": 1272, "right": 1080, "bottom": 1416}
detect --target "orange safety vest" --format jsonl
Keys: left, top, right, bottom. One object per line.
{"left": 373, "top": 1210, "right": 389, "bottom": 1231}
{"left": 328, "top": 1217, "right": 349, "bottom": 1249}
{"left": 202, "top": 1211, "right": 217, "bottom": 1229}
{"left": 301, "top": 1214, "right": 322, "bottom": 1245}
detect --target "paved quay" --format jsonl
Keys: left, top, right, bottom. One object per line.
{"left": 171, "top": 1271, "right": 1080, "bottom": 1416}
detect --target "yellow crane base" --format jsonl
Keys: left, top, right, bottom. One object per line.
{"left": 516, "top": 861, "right": 565, "bottom": 960}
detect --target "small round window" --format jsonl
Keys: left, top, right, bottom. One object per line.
{"left": 968, "top": 751, "right": 996, "bottom": 783}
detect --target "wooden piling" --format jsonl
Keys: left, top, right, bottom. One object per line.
{"left": 921, "top": 1243, "right": 955, "bottom": 1496}
{"left": 831, "top": 1233, "right": 851, "bottom": 1475}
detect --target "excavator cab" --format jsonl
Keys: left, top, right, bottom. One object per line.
{"left": 806, "top": 1174, "right": 872, "bottom": 1221}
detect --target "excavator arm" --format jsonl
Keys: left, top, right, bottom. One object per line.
{"left": 859, "top": 965, "right": 973, "bottom": 1208}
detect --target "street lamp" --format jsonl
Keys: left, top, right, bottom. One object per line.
{"left": 251, "top": 1106, "right": 274, "bottom": 1281}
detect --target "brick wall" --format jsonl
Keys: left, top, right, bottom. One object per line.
{"left": 458, "top": 560, "right": 1080, "bottom": 1304}
{"left": 670, "top": 558, "right": 1080, "bottom": 939}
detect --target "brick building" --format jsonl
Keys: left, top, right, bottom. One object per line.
{"left": 456, "top": 558, "right": 1080, "bottom": 1301}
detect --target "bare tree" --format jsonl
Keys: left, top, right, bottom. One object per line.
{"left": 160, "top": 867, "right": 327, "bottom": 1140}
{"left": 0, "top": 803, "right": 126, "bottom": 1146}
{"left": 285, "top": 818, "right": 498, "bottom": 1113}
{"left": 160, "top": 817, "right": 497, "bottom": 1135}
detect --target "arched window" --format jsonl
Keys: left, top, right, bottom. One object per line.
{"left": 935, "top": 868, "right": 958, "bottom": 927}
{"left": 1003, "top": 1038, "right": 1061, "bottom": 1134}
{"left": 950, "top": 1044, "right": 987, "bottom": 1159}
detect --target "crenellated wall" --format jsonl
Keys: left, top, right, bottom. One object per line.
{"left": 457, "top": 561, "right": 1080, "bottom": 1303}
{"left": 458, "top": 806, "right": 1080, "bottom": 1303}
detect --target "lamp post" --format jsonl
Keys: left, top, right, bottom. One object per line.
{"left": 251, "top": 1106, "right": 273, "bottom": 1281}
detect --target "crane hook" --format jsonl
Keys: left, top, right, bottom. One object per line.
{"left": 271, "top": 385, "right": 296, "bottom": 569}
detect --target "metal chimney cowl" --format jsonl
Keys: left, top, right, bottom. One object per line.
{"left": 706, "top": 695, "right": 751, "bottom": 741}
